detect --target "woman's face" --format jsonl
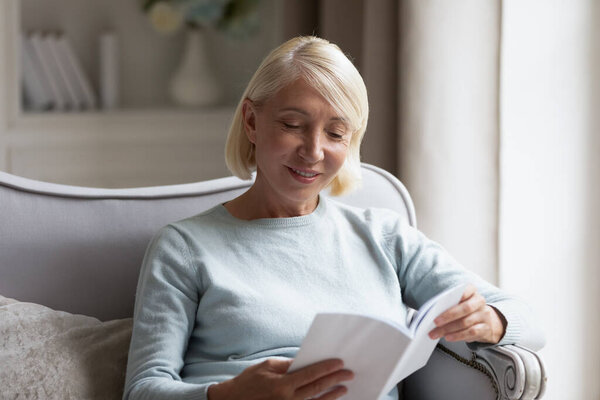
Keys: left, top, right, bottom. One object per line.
{"left": 243, "top": 78, "right": 351, "bottom": 210}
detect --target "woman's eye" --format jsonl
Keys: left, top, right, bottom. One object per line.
{"left": 283, "top": 123, "right": 300, "bottom": 129}
{"left": 328, "top": 131, "right": 345, "bottom": 140}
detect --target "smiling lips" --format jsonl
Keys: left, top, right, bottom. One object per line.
{"left": 292, "top": 168, "right": 318, "bottom": 177}
{"left": 288, "top": 166, "right": 320, "bottom": 183}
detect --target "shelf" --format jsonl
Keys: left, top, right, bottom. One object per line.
{"left": 0, "top": 0, "right": 283, "bottom": 187}
{"left": 5, "top": 105, "right": 237, "bottom": 187}
{"left": 11, "top": 0, "right": 282, "bottom": 114}
{"left": 7, "top": 106, "right": 236, "bottom": 144}
{"left": 2, "top": 0, "right": 283, "bottom": 130}
{"left": 16, "top": 105, "right": 237, "bottom": 125}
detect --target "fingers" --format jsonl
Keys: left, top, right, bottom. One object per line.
{"left": 286, "top": 358, "right": 345, "bottom": 388}
{"left": 429, "top": 302, "right": 505, "bottom": 343}
{"left": 430, "top": 310, "right": 491, "bottom": 341}
{"left": 314, "top": 385, "right": 348, "bottom": 400}
{"left": 272, "top": 358, "right": 294, "bottom": 374}
{"left": 251, "top": 358, "right": 293, "bottom": 374}
{"left": 442, "top": 322, "right": 490, "bottom": 342}
{"left": 294, "top": 369, "right": 353, "bottom": 400}
{"left": 433, "top": 288, "right": 486, "bottom": 328}
{"left": 430, "top": 309, "right": 484, "bottom": 338}
{"left": 428, "top": 285, "right": 496, "bottom": 343}
{"left": 459, "top": 284, "right": 477, "bottom": 302}
{"left": 229, "top": 358, "right": 353, "bottom": 400}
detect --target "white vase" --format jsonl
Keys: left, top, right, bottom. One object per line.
{"left": 169, "top": 28, "right": 221, "bottom": 107}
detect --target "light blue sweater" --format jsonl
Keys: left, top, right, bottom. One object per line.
{"left": 123, "top": 196, "right": 543, "bottom": 400}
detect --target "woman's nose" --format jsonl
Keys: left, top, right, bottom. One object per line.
{"left": 298, "top": 130, "right": 325, "bottom": 163}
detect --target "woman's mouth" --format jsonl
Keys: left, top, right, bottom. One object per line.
{"left": 292, "top": 168, "right": 317, "bottom": 177}
{"left": 288, "top": 167, "right": 320, "bottom": 183}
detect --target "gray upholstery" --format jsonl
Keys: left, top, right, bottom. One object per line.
{"left": 0, "top": 163, "right": 545, "bottom": 399}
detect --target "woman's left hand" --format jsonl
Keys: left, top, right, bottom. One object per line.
{"left": 428, "top": 284, "right": 507, "bottom": 344}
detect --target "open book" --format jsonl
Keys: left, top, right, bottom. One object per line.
{"left": 289, "top": 284, "right": 467, "bottom": 400}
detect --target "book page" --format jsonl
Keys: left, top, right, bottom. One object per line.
{"left": 289, "top": 313, "right": 411, "bottom": 400}
{"left": 410, "top": 283, "right": 467, "bottom": 334}
{"left": 382, "top": 284, "right": 467, "bottom": 393}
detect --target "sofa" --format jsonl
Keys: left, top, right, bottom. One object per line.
{"left": 0, "top": 163, "right": 546, "bottom": 399}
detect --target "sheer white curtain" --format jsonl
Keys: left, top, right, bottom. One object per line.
{"left": 285, "top": 1, "right": 600, "bottom": 396}
{"left": 499, "top": 1, "right": 600, "bottom": 398}
{"left": 397, "top": 0, "right": 501, "bottom": 283}
{"left": 318, "top": 1, "right": 500, "bottom": 285}
{"left": 398, "top": 1, "right": 600, "bottom": 396}
{"left": 398, "top": 0, "right": 600, "bottom": 397}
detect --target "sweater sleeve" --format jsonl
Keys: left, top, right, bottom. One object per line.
{"left": 123, "top": 226, "right": 215, "bottom": 400}
{"left": 384, "top": 216, "right": 546, "bottom": 352}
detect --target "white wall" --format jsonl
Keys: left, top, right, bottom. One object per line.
{"left": 499, "top": 1, "right": 599, "bottom": 398}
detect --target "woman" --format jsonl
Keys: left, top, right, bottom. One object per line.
{"left": 123, "top": 36, "right": 543, "bottom": 400}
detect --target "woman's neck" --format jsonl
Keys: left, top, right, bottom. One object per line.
{"left": 223, "top": 185, "right": 319, "bottom": 220}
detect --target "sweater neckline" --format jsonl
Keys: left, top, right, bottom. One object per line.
{"left": 215, "top": 195, "right": 327, "bottom": 227}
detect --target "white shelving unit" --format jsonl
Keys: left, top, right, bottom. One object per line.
{"left": 0, "top": 0, "right": 284, "bottom": 187}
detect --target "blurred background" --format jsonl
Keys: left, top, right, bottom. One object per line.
{"left": 0, "top": 1, "right": 598, "bottom": 398}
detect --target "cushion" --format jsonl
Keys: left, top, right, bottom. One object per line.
{"left": 0, "top": 295, "right": 132, "bottom": 399}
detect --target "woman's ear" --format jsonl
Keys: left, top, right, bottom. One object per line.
{"left": 241, "top": 99, "right": 257, "bottom": 144}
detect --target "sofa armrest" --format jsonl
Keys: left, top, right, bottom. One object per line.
{"left": 401, "top": 340, "right": 546, "bottom": 400}
{"left": 475, "top": 344, "right": 547, "bottom": 399}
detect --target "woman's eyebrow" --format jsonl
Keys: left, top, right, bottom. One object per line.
{"left": 277, "top": 107, "right": 346, "bottom": 122}
{"left": 277, "top": 107, "right": 309, "bottom": 116}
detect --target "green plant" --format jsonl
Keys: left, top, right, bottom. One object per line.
{"left": 142, "top": 0, "right": 260, "bottom": 37}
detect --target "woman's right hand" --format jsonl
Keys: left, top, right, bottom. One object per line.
{"left": 207, "top": 358, "right": 354, "bottom": 400}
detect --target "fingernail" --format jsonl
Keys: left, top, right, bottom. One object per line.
{"left": 429, "top": 331, "right": 439, "bottom": 339}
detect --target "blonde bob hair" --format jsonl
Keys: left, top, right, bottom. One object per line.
{"left": 224, "top": 36, "right": 369, "bottom": 196}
